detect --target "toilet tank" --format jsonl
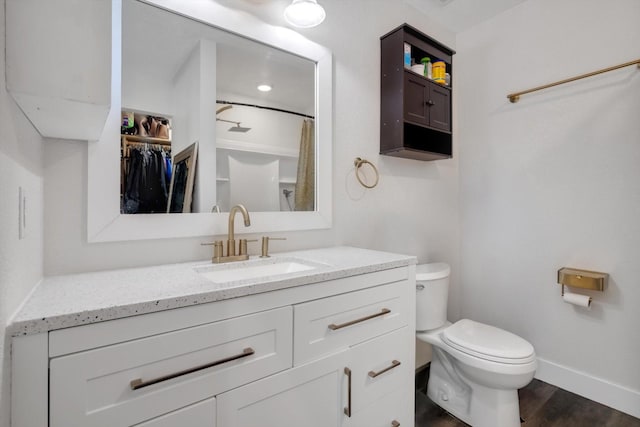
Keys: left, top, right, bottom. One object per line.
{"left": 416, "top": 263, "right": 450, "bottom": 331}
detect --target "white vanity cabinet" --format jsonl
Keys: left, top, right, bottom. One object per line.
{"left": 10, "top": 251, "right": 416, "bottom": 427}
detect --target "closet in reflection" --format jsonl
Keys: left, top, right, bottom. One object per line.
{"left": 119, "top": 0, "right": 315, "bottom": 215}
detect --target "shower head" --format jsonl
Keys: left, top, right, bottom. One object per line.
{"left": 228, "top": 124, "right": 251, "bottom": 133}
{"left": 216, "top": 116, "right": 250, "bottom": 132}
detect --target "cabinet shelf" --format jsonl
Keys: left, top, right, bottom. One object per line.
{"left": 380, "top": 24, "right": 455, "bottom": 161}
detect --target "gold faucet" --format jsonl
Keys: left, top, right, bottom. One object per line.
{"left": 203, "top": 204, "right": 254, "bottom": 263}
{"left": 226, "top": 204, "right": 251, "bottom": 258}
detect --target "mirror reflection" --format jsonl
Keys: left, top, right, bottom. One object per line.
{"left": 120, "top": 0, "right": 316, "bottom": 214}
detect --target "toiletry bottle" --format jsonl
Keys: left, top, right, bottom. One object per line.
{"left": 421, "top": 57, "right": 432, "bottom": 79}
{"left": 404, "top": 43, "right": 411, "bottom": 68}
{"left": 433, "top": 61, "right": 446, "bottom": 84}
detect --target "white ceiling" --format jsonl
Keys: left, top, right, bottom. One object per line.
{"left": 212, "top": 0, "right": 529, "bottom": 34}
{"left": 403, "top": 0, "right": 528, "bottom": 33}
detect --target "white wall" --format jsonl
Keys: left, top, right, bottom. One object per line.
{"left": 457, "top": 0, "right": 640, "bottom": 416}
{"left": 0, "top": 1, "right": 45, "bottom": 425}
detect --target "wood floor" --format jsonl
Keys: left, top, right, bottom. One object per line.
{"left": 415, "top": 366, "right": 640, "bottom": 427}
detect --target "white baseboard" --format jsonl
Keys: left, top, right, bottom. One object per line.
{"left": 535, "top": 357, "right": 640, "bottom": 419}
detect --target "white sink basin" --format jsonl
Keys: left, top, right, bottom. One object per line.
{"left": 195, "top": 257, "right": 325, "bottom": 284}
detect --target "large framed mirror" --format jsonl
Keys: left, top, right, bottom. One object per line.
{"left": 88, "top": 0, "right": 332, "bottom": 242}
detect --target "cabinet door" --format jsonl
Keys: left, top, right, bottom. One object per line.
{"left": 137, "top": 398, "right": 215, "bottom": 427}
{"left": 428, "top": 83, "right": 451, "bottom": 131}
{"left": 348, "top": 327, "right": 412, "bottom": 414}
{"left": 403, "top": 72, "right": 429, "bottom": 126}
{"left": 344, "top": 388, "right": 411, "bottom": 427}
{"left": 217, "top": 350, "right": 349, "bottom": 427}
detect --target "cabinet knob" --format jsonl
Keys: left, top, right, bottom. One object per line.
{"left": 426, "top": 100, "right": 435, "bottom": 106}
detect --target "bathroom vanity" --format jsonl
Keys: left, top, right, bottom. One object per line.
{"left": 9, "top": 247, "right": 416, "bottom": 427}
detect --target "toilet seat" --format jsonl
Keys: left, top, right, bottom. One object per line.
{"left": 442, "top": 319, "right": 535, "bottom": 365}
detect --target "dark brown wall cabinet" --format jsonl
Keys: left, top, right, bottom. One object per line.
{"left": 380, "top": 24, "right": 455, "bottom": 161}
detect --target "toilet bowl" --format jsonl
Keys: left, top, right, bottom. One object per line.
{"left": 415, "top": 263, "right": 536, "bottom": 427}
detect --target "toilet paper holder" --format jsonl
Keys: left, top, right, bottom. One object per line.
{"left": 557, "top": 267, "right": 608, "bottom": 296}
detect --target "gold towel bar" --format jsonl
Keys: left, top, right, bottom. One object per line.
{"left": 508, "top": 58, "right": 640, "bottom": 103}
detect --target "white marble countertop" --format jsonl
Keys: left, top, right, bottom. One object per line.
{"left": 9, "top": 246, "right": 416, "bottom": 337}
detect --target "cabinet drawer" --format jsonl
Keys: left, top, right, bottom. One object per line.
{"left": 294, "top": 281, "right": 408, "bottom": 365}
{"left": 137, "top": 397, "right": 215, "bottom": 427}
{"left": 50, "top": 307, "right": 292, "bottom": 427}
{"left": 348, "top": 326, "right": 412, "bottom": 414}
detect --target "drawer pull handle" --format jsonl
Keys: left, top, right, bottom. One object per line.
{"left": 328, "top": 308, "right": 391, "bottom": 331}
{"left": 344, "top": 367, "right": 352, "bottom": 417}
{"left": 130, "top": 347, "right": 255, "bottom": 391}
{"left": 368, "top": 360, "right": 401, "bottom": 378}
{"left": 391, "top": 421, "right": 400, "bottom": 427}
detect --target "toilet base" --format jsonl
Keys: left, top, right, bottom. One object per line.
{"left": 427, "top": 348, "right": 522, "bottom": 427}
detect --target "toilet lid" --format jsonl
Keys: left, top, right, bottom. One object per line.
{"left": 443, "top": 319, "right": 535, "bottom": 364}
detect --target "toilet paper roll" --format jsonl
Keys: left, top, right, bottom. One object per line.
{"left": 563, "top": 292, "right": 592, "bottom": 308}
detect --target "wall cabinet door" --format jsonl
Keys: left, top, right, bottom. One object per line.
{"left": 428, "top": 83, "right": 451, "bottom": 131}
{"left": 403, "top": 72, "right": 451, "bottom": 132}
{"left": 217, "top": 350, "right": 349, "bottom": 427}
{"left": 404, "top": 72, "right": 430, "bottom": 126}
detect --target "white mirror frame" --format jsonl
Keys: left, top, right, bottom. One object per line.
{"left": 88, "top": 0, "right": 332, "bottom": 242}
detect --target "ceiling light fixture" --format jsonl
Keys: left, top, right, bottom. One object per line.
{"left": 284, "top": 0, "right": 326, "bottom": 28}
{"left": 257, "top": 84, "right": 272, "bottom": 92}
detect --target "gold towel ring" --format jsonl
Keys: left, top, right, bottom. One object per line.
{"left": 354, "top": 157, "right": 379, "bottom": 189}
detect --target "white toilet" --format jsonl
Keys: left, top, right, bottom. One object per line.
{"left": 415, "top": 263, "right": 537, "bottom": 427}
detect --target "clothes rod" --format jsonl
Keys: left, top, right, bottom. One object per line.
{"left": 507, "top": 58, "right": 640, "bottom": 103}
{"left": 216, "top": 100, "right": 314, "bottom": 119}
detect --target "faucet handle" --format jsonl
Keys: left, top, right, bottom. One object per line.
{"left": 239, "top": 239, "right": 258, "bottom": 256}
{"left": 202, "top": 240, "right": 224, "bottom": 259}
{"left": 260, "top": 236, "right": 286, "bottom": 258}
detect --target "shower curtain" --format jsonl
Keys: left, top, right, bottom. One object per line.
{"left": 294, "top": 119, "right": 315, "bottom": 211}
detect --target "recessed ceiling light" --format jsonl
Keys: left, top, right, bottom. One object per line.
{"left": 284, "top": 0, "right": 326, "bottom": 28}
{"left": 257, "top": 84, "right": 272, "bottom": 92}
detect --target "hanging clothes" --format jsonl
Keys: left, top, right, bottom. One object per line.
{"left": 122, "top": 146, "right": 170, "bottom": 214}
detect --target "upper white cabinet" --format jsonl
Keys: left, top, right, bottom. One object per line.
{"left": 5, "top": 0, "right": 112, "bottom": 141}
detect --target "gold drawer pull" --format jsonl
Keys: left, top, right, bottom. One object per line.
{"left": 344, "top": 367, "right": 352, "bottom": 417}
{"left": 328, "top": 308, "right": 391, "bottom": 331}
{"left": 391, "top": 421, "right": 400, "bottom": 427}
{"left": 130, "top": 347, "right": 255, "bottom": 391}
{"left": 368, "top": 360, "right": 401, "bottom": 378}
